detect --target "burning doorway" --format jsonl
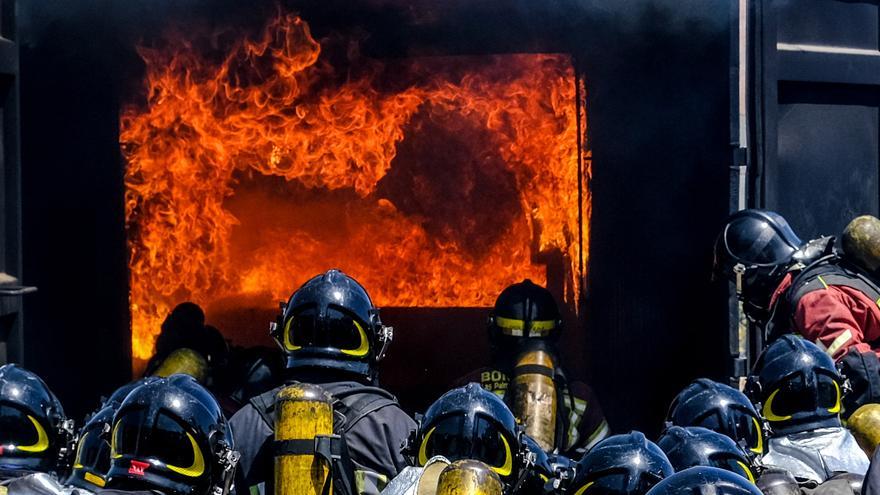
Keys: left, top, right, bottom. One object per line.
{"left": 122, "top": 12, "right": 591, "bottom": 392}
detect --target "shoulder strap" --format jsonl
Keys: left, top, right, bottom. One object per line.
{"left": 332, "top": 386, "right": 399, "bottom": 434}
{"left": 788, "top": 257, "right": 880, "bottom": 309}
{"left": 248, "top": 387, "right": 281, "bottom": 429}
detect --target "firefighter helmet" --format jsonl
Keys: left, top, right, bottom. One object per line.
{"left": 106, "top": 374, "right": 238, "bottom": 495}
{"left": 656, "top": 426, "right": 755, "bottom": 482}
{"left": 488, "top": 279, "right": 563, "bottom": 344}
{"left": 645, "top": 466, "right": 763, "bottom": 495}
{"left": 413, "top": 383, "right": 526, "bottom": 490}
{"left": 0, "top": 364, "right": 73, "bottom": 479}
{"left": 271, "top": 269, "right": 392, "bottom": 381}
{"left": 746, "top": 335, "right": 844, "bottom": 436}
{"left": 570, "top": 432, "right": 673, "bottom": 495}
{"left": 713, "top": 209, "right": 804, "bottom": 321}
{"left": 667, "top": 378, "right": 765, "bottom": 456}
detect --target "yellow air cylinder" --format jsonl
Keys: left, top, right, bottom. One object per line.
{"left": 152, "top": 348, "right": 208, "bottom": 383}
{"left": 848, "top": 403, "right": 880, "bottom": 458}
{"left": 843, "top": 215, "right": 880, "bottom": 273}
{"left": 436, "top": 460, "right": 503, "bottom": 495}
{"left": 512, "top": 345, "right": 557, "bottom": 451}
{"left": 274, "top": 383, "right": 333, "bottom": 495}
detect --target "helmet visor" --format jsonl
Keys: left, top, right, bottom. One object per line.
{"left": 0, "top": 404, "right": 46, "bottom": 451}
{"left": 113, "top": 409, "right": 205, "bottom": 477}
{"left": 75, "top": 430, "right": 111, "bottom": 474}
{"left": 418, "top": 415, "right": 513, "bottom": 477}
{"left": 715, "top": 457, "right": 756, "bottom": 483}
{"left": 284, "top": 307, "right": 369, "bottom": 357}
{"left": 763, "top": 374, "right": 841, "bottom": 420}
{"left": 724, "top": 217, "right": 800, "bottom": 267}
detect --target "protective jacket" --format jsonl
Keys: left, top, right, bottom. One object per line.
{"left": 760, "top": 427, "right": 869, "bottom": 484}
{"left": 455, "top": 367, "right": 609, "bottom": 456}
{"left": 0, "top": 473, "right": 93, "bottom": 495}
{"left": 230, "top": 378, "right": 415, "bottom": 495}
{"left": 767, "top": 257, "right": 880, "bottom": 360}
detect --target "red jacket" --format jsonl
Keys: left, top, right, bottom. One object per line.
{"left": 771, "top": 272, "right": 880, "bottom": 360}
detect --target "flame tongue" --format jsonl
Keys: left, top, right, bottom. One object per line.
{"left": 122, "top": 13, "right": 590, "bottom": 366}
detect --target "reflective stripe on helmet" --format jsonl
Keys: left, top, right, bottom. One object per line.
{"left": 495, "top": 316, "right": 556, "bottom": 337}
{"left": 165, "top": 432, "right": 206, "bottom": 477}
{"left": 750, "top": 418, "right": 764, "bottom": 454}
{"left": 762, "top": 389, "right": 793, "bottom": 422}
{"left": 17, "top": 416, "right": 49, "bottom": 453}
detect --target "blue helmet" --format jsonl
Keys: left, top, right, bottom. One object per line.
{"left": 646, "top": 466, "right": 762, "bottom": 495}
{"left": 657, "top": 427, "right": 755, "bottom": 482}
{"left": 667, "top": 379, "right": 765, "bottom": 456}
{"left": 106, "top": 375, "right": 237, "bottom": 495}
{"left": 713, "top": 209, "right": 804, "bottom": 321}
{"left": 570, "top": 432, "right": 674, "bottom": 495}
{"left": 271, "top": 269, "right": 392, "bottom": 381}
{"left": 0, "top": 364, "right": 73, "bottom": 479}
{"left": 746, "top": 335, "right": 843, "bottom": 436}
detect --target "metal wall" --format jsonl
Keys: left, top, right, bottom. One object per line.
{"left": 0, "top": 0, "right": 24, "bottom": 365}
{"left": 754, "top": 0, "right": 880, "bottom": 239}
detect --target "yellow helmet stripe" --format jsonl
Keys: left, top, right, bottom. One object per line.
{"left": 166, "top": 432, "right": 206, "bottom": 478}
{"left": 828, "top": 381, "right": 842, "bottom": 413}
{"left": 495, "top": 316, "right": 556, "bottom": 334}
{"left": 17, "top": 416, "right": 49, "bottom": 453}
{"left": 111, "top": 421, "right": 123, "bottom": 459}
{"left": 489, "top": 434, "right": 513, "bottom": 477}
{"left": 762, "top": 389, "right": 793, "bottom": 422}
{"left": 417, "top": 426, "right": 436, "bottom": 466}
{"left": 573, "top": 481, "right": 595, "bottom": 495}
{"left": 750, "top": 417, "right": 764, "bottom": 454}
{"left": 84, "top": 472, "right": 107, "bottom": 487}
{"left": 736, "top": 461, "right": 756, "bottom": 484}
{"left": 73, "top": 431, "right": 89, "bottom": 468}
{"left": 282, "top": 317, "right": 301, "bottom": 351}
{"left": 340, "top": 320, "right": 370, "bottom": 357}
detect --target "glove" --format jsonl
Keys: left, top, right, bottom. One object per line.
{"left": 838, "top": 348, "right": 880, "bottom": 419}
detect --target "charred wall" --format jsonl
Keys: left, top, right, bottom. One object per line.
{"left": 18, "top": 0, "right": 730, "bottom": 433}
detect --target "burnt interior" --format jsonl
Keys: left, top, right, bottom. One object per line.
{"left": 19, "top": 0, "right": 731, "bottom": 434}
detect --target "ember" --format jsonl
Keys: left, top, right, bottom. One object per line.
{"left": 121, "top": 12, "right": 589, "bottom": 369}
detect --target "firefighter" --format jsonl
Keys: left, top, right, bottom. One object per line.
{"left": 385, "top": 383, "right": 551, "bottom": 495}
{"left": 666, "top": 378, "right": 766, "bottom": 457}
{"left": 229, "top": 269, "right": 415, "bottom": 495}
{"left": 569, "top": 432, "right": 674, "bottom": 495}
{"left": 645, "top": 466, "right": 763, "bottom": 495}
{"left": 714, "top": 209, "right": 880, "bottom": 412}
{"left": 455, "top": 279, "right": 609, "bottom": 456}
{"left": 656, "top": 426, "right": 756, "bottom": 482}
{"left": 0, "top": 364, "right": 74, "bottom": 482}
{"left": 99, "top": 374, "right": 238, "bottom": 495}
{"left": 746, "top": 335, "right": 868, "bottom": 483}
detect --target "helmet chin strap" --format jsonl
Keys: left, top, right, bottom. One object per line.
{"left": 375, "top": 325, "right": 393, "bottom": 361}
{"left": 734, "top": 263, "right": 745, "bottom": 298}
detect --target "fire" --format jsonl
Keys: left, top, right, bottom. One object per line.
{"left": 122, "top": 12, "right": 590, "bottom": 367}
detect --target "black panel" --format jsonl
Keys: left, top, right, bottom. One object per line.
{"left": 776, "top": 0, "right": 879, "bottom": 49}
{"left": 769, "top": 82, "right": 880, "bottom": 237}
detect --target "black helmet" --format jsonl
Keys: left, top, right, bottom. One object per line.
{"left": 413, "top": 383, "right": 526, "bottom": 491}
{"left": 488, "top": 279, "right": 562, "bottom": 344}
{"left": 570, "top": 432, "right": 674, "bottom": 495}
{"left": 656, "top": 427, "right": 755, "bottom": 483}
{"left": 107, "top": 374, "right": 238, "bottom": 495}
{"left": 0, "top": 364, "right": 73, "bottom": 479}
{"left": 746, "top": 335, "right": 844, "bottom": 436}
{"left": 645, "top": 466, "right": 763, "bottom": 495}
{"left": 713, "top": 209, "right": 803, "bottom": 320}
{"left": 67, "top": 405, "right": 114, "bottom": 490}
{"left": 667, "top": 379, "right": 765, "bottom": 456}
{"left": 270, "top": 269, "right": 392, "bottom": 381}
{"left": 68, "top": 378, "right": 162, "bottom": 491}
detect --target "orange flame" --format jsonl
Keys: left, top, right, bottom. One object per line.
{"left": 122, "top": 13, "right": 590, "bottom": 366}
